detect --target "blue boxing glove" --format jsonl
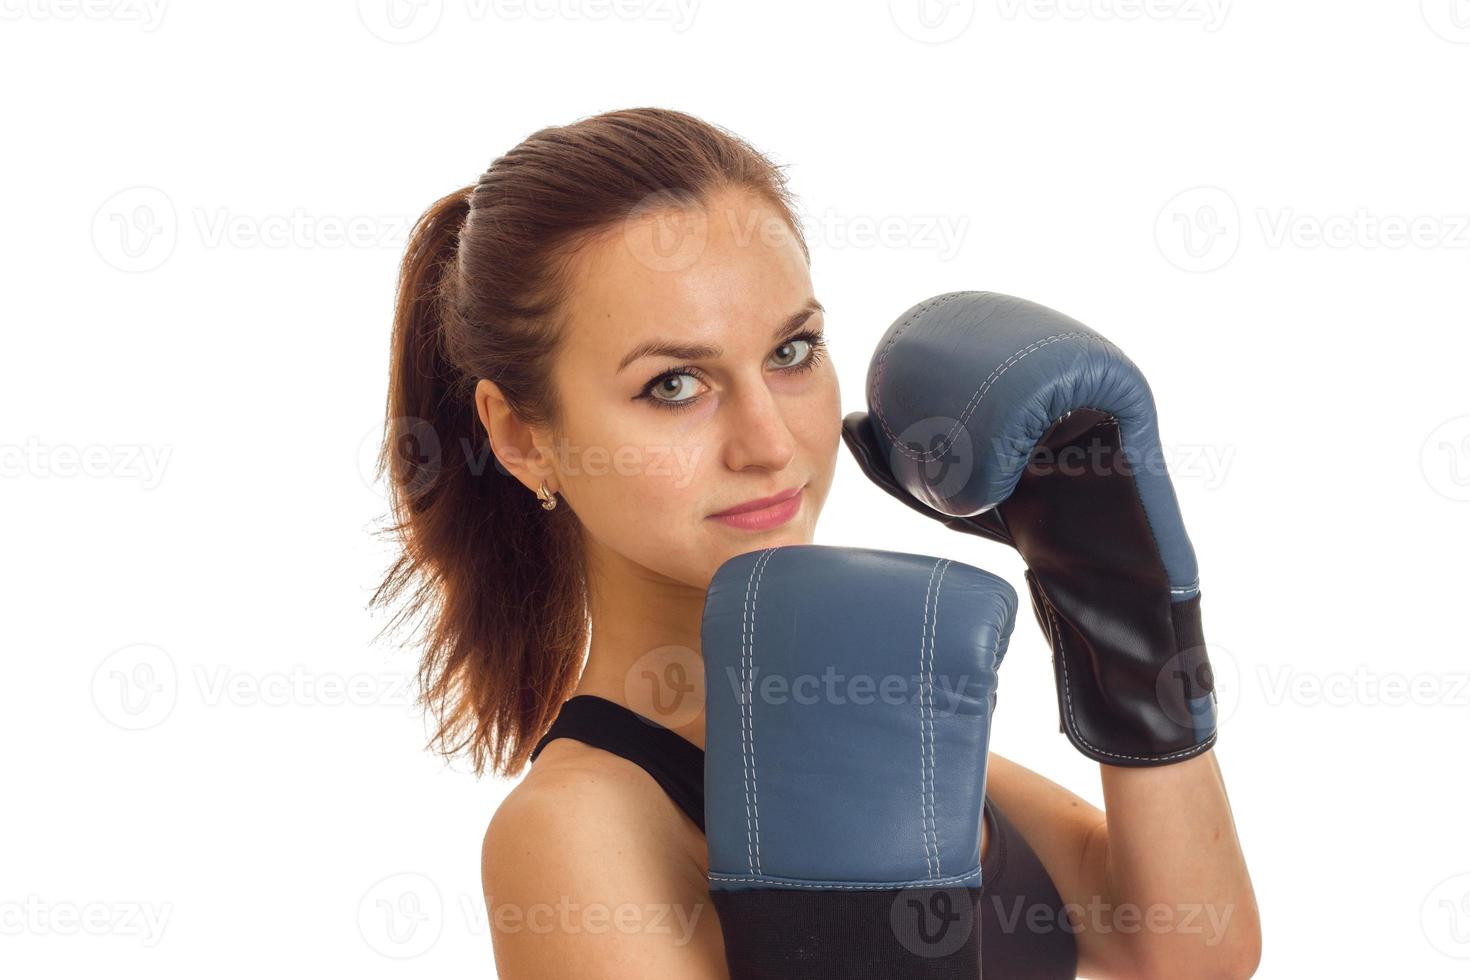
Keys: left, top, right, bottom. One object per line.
{"left": 842, "top": 291, "right": 1218, "bottom": 767}
{"left": 702, "top": 544, "right": 1015, "bottom": 978}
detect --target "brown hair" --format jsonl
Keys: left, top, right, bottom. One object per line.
{"left": 372, "top": 108, "right": 809, "bottom": 777}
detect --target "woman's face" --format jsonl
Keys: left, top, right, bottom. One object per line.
{"left": 543, "top": 186, "right": 841, "bottom": 589}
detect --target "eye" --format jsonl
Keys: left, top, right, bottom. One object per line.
{"left": 770, "top": 338, "right": 810, "bottom": 368}
{"left": 770, "top": 329, "right": 827, "bottom": 375}
{"left": 642, "top": 370, "right": 708, "bottom": 410}
{"left": 636, "top": 330, "right": 828, "bottom": 413}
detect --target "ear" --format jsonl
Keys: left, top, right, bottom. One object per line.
{"left": 474, "top": 378, "right": 556, "bottom": 493}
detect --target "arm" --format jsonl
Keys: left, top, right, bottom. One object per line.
{"left": 986, "top": 751, "right": 1260, "bottom": 979}
{"left": 481, "top": 771, "right": 726, "bottom": 979}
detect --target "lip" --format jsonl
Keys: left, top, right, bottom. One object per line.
{"left": 708, "top": 484, "right": 805, "bottom": 531}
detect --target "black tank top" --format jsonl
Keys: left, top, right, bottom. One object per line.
{"left": 531, "top": 695, "right": 1079, "bottom": 978}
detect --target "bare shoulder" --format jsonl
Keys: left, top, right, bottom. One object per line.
{"left": 481, "top": 743, "right": 724, "bottom": 979}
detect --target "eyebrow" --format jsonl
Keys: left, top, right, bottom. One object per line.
{"left": 616, "top": 298, "right": 826, "bottom": 374}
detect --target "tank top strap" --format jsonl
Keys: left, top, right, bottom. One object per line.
{"left": 530, "top": 695, "right": 706, "bottom": 833}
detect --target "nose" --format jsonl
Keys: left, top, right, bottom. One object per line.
{"left": 721, "top": 379, "right": 797, "bottom": 473}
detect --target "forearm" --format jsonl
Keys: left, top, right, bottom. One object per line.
{"left": 1092, "top": 750, "right": 1260, "bottom": 979}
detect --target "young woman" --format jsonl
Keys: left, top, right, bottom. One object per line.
{"left": 373, "top": 107, "right": 1261, "bottom": 978}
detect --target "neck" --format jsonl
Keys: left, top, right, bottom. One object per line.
{"left": 570, "top": 537, "right": 709, "bottom": 750}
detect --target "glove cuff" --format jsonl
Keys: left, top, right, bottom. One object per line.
{"left": 1027, "top": 570, "right": 1218, "bottom": 766}
{"left": 711, "top": 883, "right": 983, "bottom": 979}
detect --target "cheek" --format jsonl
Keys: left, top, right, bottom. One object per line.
{"left": 799, "top": 373, "right": 843, "bottom": 464}
{"left": 560, "top": 410, "right": 711, "bottom": 537}
{"left": 586, "top": 449, "right": 713, "bottom": 585}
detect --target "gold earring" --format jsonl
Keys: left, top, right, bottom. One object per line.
{"left": 536, "top": 480, "right": 557, "bottom": 511}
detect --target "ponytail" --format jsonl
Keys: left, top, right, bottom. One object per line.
{"left": 374, "top": 186, "right": 588, "bottom": 777}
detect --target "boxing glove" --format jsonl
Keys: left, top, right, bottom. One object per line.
{"left": 841, "top": 291, "right": 1217, "bottom": 767}
{"left": 702, "top": 544, "right": 1015, "bottom": 978}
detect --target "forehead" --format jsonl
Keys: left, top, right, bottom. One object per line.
{"left": 556, "top": 190, "right": 812, "bottom": 369}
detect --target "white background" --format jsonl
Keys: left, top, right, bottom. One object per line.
{"left": 3, "top": 1, "right": 1468, "bottom": 976}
